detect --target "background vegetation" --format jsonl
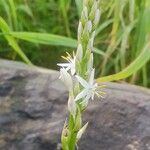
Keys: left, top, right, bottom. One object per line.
{"left": 0, "top": 0, "right": 150, "bottom": 87}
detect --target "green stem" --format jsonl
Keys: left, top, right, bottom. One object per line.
{"left": 69, "top": 131, "right": 77, "bottom": 150}
{"left": 68, "top": 114, "right": 77, "bottom": 150}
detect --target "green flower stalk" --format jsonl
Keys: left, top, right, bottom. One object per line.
{"left": 58, "top": 0, "right": 105, "bottom": 149}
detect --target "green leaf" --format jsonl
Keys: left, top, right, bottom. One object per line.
{"left": 8, "top": 32, "right": 106, "bottom": 56}
{"left": 96, "top": 42, "right": 150, "bottom": 82}
{"left": 95, "top": 19, "right": 113, "bottom": 36}
{"left": 9, "top": 32, "right": 77, "bottom": 47}
{"left": 0, "top": 17, "right": 32, "bottom": 64}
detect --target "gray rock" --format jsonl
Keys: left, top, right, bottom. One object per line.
{"left": 0, "top": 59, "right": 150, "bottom": 150}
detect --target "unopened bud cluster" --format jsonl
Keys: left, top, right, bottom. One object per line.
{"left": 76, "top": 0, "right": 101, "bottom": 81}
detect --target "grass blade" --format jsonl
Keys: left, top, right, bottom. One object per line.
{"left": 0, "top": 17, "right": 32, "bottom": 64}
{"left": 10, "top": 32, "right": 77, "bottom": 47}
{"left": 59, "top": 0, "right": 71, "bottom": 36}
{"left": 8, "top": 0, "right": 18, "bottom": 30}
{"left": 0, "top": 0, "right": 13, "bottom": 29}
{"left": 95, "top": 19, "right": 113, "bottom": 36}
{"left": 17, "top": 4, "right": 33, "bottom": 18}
{"left": 8, "top": 32, "right": 106, "bottom": 56}
{"left": 97, "top": 41, "right": 150, "bottom": 83}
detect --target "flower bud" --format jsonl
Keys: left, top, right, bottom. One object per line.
{"left": 61, "top": 120, "right": 69, "bottom": 150}
{"left": 87, "top": 37, "right": 94, "bottom": 51}
{"left": 91, "top": 31, "right": 95, "bottom": 45}
{"left": 68, "top": 92, "right": 76, "bottom": 118}
{"left": 82, "top": 22, "right": 90, "bottom": 42}
{"left": 89, "top": 1, "right": 98, "bottom": 20}
{"left": 94, "top": 9, "right": 101, "bottom": 27}
{"left": 83, "top": 0, "right": 89, "bottom": 6}
{"left": 76, "top": 122, "right": 88, "bottom": 141}
{"left": 87, "top": 53, "right": 93, "bottom": 74}
{"left": 59, "top": 68, "right": 73, "bottom": 91}
{"left": 87, "top": 21, "right": 92, "bottom": 33}
{"left": 78, "top": 21, "right": 83, "bottom": 41}
{"left": 74, "top": 107, "right": 82, "bottom": 131}
{"left": 87, "top": 31, "right": 95, "bottom": 52}
{"left": 81, "top": 6, "right": 88, "bottom": 23}
{"left": 76, "top": 43, "right": 83, "bottom": 61}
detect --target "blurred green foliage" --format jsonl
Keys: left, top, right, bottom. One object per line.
{"left": 0, "top": 0, "right": 78, "bottom": 68}
{"left": 0, "top": 0, "right": 150, "bottom": 87}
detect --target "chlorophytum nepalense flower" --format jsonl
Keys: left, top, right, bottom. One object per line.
{"left": 58, "top": 0, "right": 105, "bottom": 149}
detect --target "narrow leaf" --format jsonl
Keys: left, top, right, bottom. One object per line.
{"left": 97, "top": 42, "right": 150, "bottom": 82}
{"left": 10, "top": 32, "right": 77, "bottom": 47}
{"left": 0, "top": 17, "right": 32, "bottom": 64}
{"left": 8, "top": 32, "right": 106, "bottom": 56}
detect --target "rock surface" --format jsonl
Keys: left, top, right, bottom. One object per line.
{"left": 0, "top": 59, "right": 150, "bottom": 150}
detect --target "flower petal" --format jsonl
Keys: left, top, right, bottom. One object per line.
{"left": 76, "top": 75, "right": 89, "bottom": 88}
{"left": 71, "top": 66, "right": 76, "bottom": 75}
{"left": 80, "top": 93, "right": 91, "bottom": 107}
{"left": 75, "top": 89, "right": 88, "bottom": 101}
{"left": 57, "top": 63, "right": 70, "bottom": 67}
{"left": 91, "top": 92, "right": 95, "bottom": 100}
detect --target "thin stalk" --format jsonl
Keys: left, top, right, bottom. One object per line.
{"left": 59, "top": 0, "right": 71, "bottom": 37}
{"left": 8, "top": 0, "right": 18, "bottom": 30}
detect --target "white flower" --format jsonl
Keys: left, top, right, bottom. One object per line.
{"left": 75, "top": 69, "right": 105, "bottom": 103}
{"left": 59, "top": 68, "right": 73, "bottom": 91}
{"left": 58, "top": 52, "right": 76, "bottom": 75}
